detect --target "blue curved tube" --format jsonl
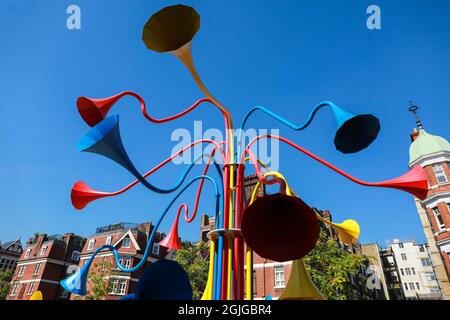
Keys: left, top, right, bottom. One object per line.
{"left": 236, "top": 101, "right": 337, "bottom": 161}
{"left": 78, "top": 175, "right": 220, "bottom": 274}
{"left": 138, "top": 152, "right": 223, "bottom": 194}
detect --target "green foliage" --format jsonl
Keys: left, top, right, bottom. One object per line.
{"left": 0, "top": 269, "right": 13, "bottom": 300}
{"left": 174, "top": 241, "right": 210, "bottom": 300}
{"left": 304, "top": 231, "right": 369, "bottom": 300}
{"left": 80, "top": 260, "right": 118, "bottom": 300}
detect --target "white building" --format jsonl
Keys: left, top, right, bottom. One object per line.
{"left": 390, "top": 239, "right": 442, "bottom": 299}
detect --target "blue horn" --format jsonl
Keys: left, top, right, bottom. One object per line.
{"left": 77, "top": 115, "right": 153, "bottom": 189}
{"left": 331, "top": 104, "right": 380, "bottom": 154}
{"left": 60, "top": 257, "right": 94, "bottom": 296}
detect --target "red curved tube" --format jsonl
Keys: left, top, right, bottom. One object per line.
{"left": 239, "top": 134, "right": 429, "bottom": 200}
{"left": 73, "top": 139, "right": 225, "bottom": 203}
{"left": 119, "top": 91, "right": 231, "bottom": 163}
{"left": 178, "top": 144, "right": 223, "bottom": 224}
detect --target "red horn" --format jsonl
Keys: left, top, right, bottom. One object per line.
{"left": 373, "top": 166, "right": 429, "bottom": 200}
{"left": 241, "top": 193, "right": 320, "bottom": 262}
{"left": 71, "top": 181, "right": 113, "bottom": 210}
{"left": 77, "top": 93, "right": 124, "bottom": 127}
{"left": 159, "top": 214, "right": 182, "bottom": 250}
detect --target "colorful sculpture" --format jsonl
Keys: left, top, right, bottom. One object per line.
{"left": 62, "top": 4, "right": 429, "bottom": 300}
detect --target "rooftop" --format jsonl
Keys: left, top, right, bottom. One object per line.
{"left": 95, "top": 222, "right": 141, "bottom": 234}
{"left": 409, "top": 129, "right": 450, "bottom": 164}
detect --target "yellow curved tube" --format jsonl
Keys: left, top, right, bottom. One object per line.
{"left": 201, "top": 240, "right": 216, "bottom": 300}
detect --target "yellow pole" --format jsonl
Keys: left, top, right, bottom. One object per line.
{"left": 201, "top": 239, "right": 216, "bottom": 300}
{"left": 246, "top": 247, "right": 252, "bottom": 300}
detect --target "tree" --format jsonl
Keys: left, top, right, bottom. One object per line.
{"left": 0, "top": 269, "right": 13, "bottom": 300}
{"left": 304, "top": 231, "right": 370, "bottom": 300}
{"left": 77, "top": 259, "right": 118, "bottom": 300}
{"left": 175, "top": 241, "right": 210, "bottom": 300}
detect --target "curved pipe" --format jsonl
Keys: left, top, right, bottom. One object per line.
{"left": 79, "top": 175, "right": 220, "bottom": 274}
{"left": 241, "top": 134, "right": 390, "bottom": 187}
{"left": 86, "top": 139, "right": 225, "bottom": 197}
{"left": 237, "top": 101, "right": 337, "bottom": 158}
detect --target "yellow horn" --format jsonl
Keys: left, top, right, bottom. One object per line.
{"left": 279, "top": 259, "right": 325, "bottom": 300}
{"left": 332, "top": 219, "right": 360, "bottom": 244}
{"left": 29, "top": 291, "right": 43, "bottom": 300}
{"left": 316, "top": 215, "right": 360, "bottom": 244}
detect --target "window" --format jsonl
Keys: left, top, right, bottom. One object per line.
{"left": 27, "top": 282, "right": 35, "bottom": 295}
{"left": 252, "top": 270, "right": 257, "bottom": 297}
{"left": 106, "top": 236, "right": 112, "bottom": 245}
{"left": 416, "top": 282, "right": 420, "bottom": 290}
{"left": 10, "top": 281, "right": 19, "bottom": 296}
{"left": 117, "top": 279, "right": 127, "bottom": 295}
{"left": 17, "top": 265, "right": 25, "bottom": 277}
{"left": 399, "top": 243, "right": 404, "bottom": 248}
{"left": 432, "top": 163, "right": 448, "bottom": 184}
{"left": 25, "top": 249, "right": 31, "bottom": 258}
{"left": 110, "top": 279, "right": 127, "bottom": 295}
{"left": 119, "top": 256, "right": 131, "bottom": 269}
{"left": 400, "top": 268, "right": 404, "bottom": 276}
{"left": 33, "top": 263, "right": 41, "bottom": 275}
{"left": 401, "top": 253, "right": 407, "bottom": 261}
{"left": 425, "top": 272, "right": 436, "bottom": 281}
{"left": 40, "top": 246, "right": 47, "bottom": 256}
{"left": 110, "top": 279, "right": 118, "bottom": 294}
{"left": 432, "top": 208, "right": 446, "bottom": 230}
{"left": 122, "top": 238, "right": 131, "bottom": 248}
{"left": 411, "top": 267, "right": 416, "bottom": 275}
{"left": 421, "top": 258, "right": 432, "bottom": 267}
{"left": 409, "top": 282, "right": 415, "bottom": 290}
{"left": 152, "top": 243, "right": 160, "bottom": 255}
{"left": 405, "top": 268, "right": 411, "bottom": 275}
{"left": 419, "top": 245, "right": 425, "bottom": 253}
{"left": 71, "top": 250, "right": 80, "bottom": 262}
{"left": 87, "top": 239, "right": 95, "bottom": 251}
{"left": 274, "top": 265, "right": 285, "bottom": 288}
{"left": 404, "top": 283, "right": 408, "bottom": 291}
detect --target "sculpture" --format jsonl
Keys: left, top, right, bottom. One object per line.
{"left": 62, "top": 4, "right": 429, "bottom": 300}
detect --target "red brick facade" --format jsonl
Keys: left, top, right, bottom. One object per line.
{"left": 410, "top": 130, "right": 450, "bottom": 278}
{"left": 72, "top": 222, "right": 169, "bottom": 300}
{"left": 7, "top": 233, "right": 85, "bottom": 300}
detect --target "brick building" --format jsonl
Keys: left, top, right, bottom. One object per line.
{"left": 407, "top": 108, "right": 450, "bottom": 298}
{"left": 0, "top": 238, "right": 22, "bottom": 273}
{"left": 72, "top": 222, "right": 170, "bottom": 300}
{"left": 7, "top": 233, "right": 85, "bottom": 300}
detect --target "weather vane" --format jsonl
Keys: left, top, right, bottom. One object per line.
{"left": 409, "top": 100, "right": 423, "bottom": 129}
{"left": 60, "top": 4, "right": 429, "bottom": 300}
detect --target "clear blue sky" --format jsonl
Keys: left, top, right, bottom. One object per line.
{"left": 1, "top": 0, "right": 449, "bottom": 248}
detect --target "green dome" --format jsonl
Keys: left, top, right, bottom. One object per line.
{"left": 409, "top": 129, "right": 450, "bottom": 164}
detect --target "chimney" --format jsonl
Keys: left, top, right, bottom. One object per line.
{"left": 63, "top": 233, "right": 74, "bottom": 244}
{"left": 138, "top": 222, "right": 152, "bottom": 238}
{"left": 200, "top": 214, "right": 209, "bottom": 227}
{"left": 33, "top": 234, "right": 46, "bottom": 257}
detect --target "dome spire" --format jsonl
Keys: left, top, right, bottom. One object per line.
{"left": 408, "top": 100, "right": 423, "bottom": 130}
